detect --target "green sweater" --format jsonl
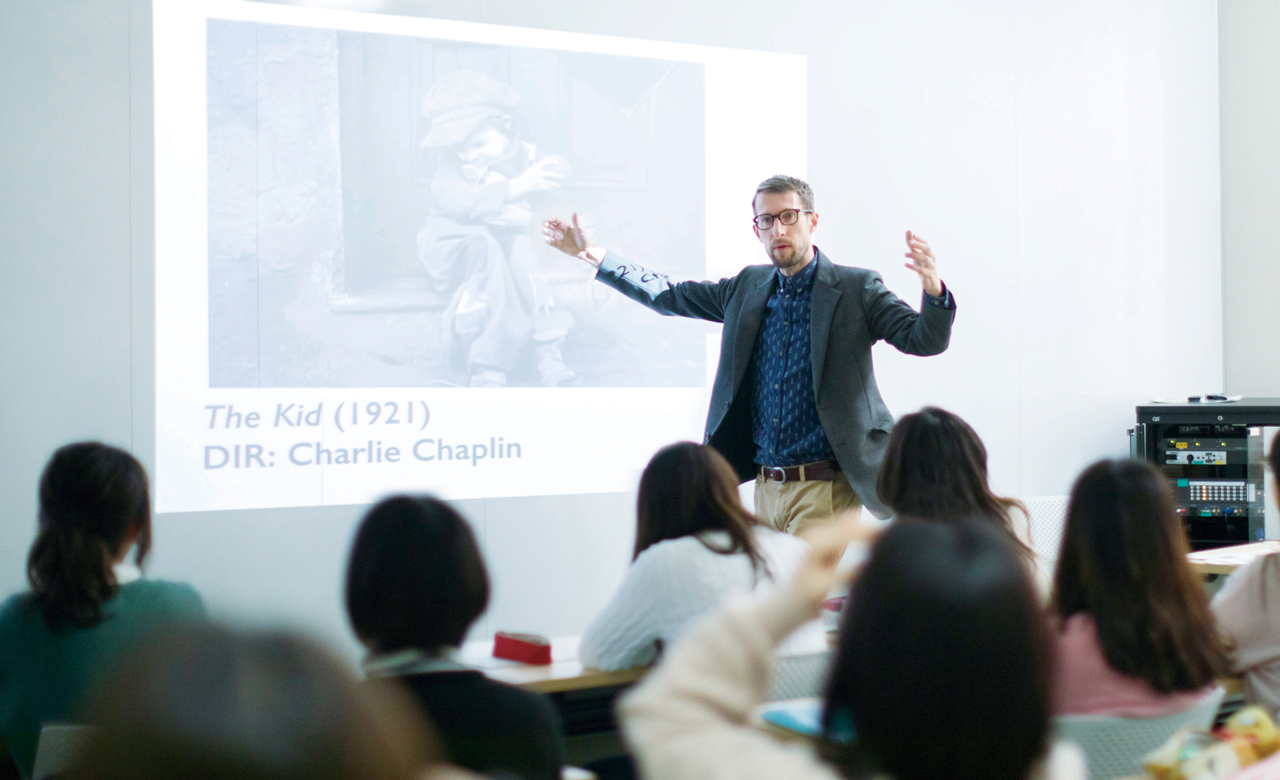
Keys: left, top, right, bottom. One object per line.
{"left": 0, "top": 579, "right": 205, "bottom": 778}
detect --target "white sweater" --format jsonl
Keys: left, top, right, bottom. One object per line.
{"left": 579, "top": 528, "right": 826, "bottom": 672}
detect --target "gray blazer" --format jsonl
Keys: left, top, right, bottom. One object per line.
{"left": 595, "top": 248, "right": 955, "bottom": 517}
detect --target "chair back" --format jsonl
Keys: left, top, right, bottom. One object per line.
{"left": 1054, "top": 686, "right": 1226, "bottom": 780}
{"left": 1024, "top": 495, "right": 1070, "bottom": 565}
{"left": 32, "top": 724, "right": 98, "bottom": 780}
{"left": 768, "top": 650, "right": 830, "bottom": 702}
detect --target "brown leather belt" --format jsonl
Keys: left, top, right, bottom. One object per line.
{"left": 758, "top": 459, "right": 841, "bottom": 484}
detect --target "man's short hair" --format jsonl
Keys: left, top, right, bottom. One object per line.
{"left": 753, "top": 175, "right": 815, "bottom": 213}
{"left": 345, "top": 495, "right": 490, "bottom": 652}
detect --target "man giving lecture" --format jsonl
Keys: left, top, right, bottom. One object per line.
{"left": 542, "top": 176, "right": 955, "bottom": 534}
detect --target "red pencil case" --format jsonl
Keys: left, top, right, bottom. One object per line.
{"left": 493, "top": 631, "right": 552, "bottom": 665}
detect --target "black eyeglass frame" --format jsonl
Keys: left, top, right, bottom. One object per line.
{"left": 752, "top": 209, "right": 814, "bottom": 231}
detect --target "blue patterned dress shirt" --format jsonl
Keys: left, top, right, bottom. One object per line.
{"left": 750, "top": 250, "right": 952, "bottom": 468}
{"left": 750, "top": 255, "right": 833, "bottom": 468}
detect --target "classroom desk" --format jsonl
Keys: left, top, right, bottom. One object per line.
{"left": 458, "top": 636, "right": 647, "bottom": 694}
{"left": 1187, "top": 541, "right": 1280, "bottom": 576}
{"left": 459, "top": 636, "right": 647, "bottom": 737}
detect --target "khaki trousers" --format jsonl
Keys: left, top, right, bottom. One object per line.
{"left": 754, "top": 473, "right": 863, "bottom": 536}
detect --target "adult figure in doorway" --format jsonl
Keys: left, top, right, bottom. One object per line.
{"left": 543, "top": 175, "right": 956, "bottom": 533}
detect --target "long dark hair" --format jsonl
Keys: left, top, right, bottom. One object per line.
{"left": 80, "top": 624, "right": 439, "bottom": 780}
{"left": 635, "top": 442, "right": 768, "bottom": 578}
{"left": 346, "top": 496, "right": 490, "bottom": 653}
{"left": 1053, "top": 459, "right": 1232, "bottom": 692}
{"left": 876, "top": 407, "right": 1033, "bottom": 561}
{"left": 823, "top": 520, "right": 1051, "bottom": 780}
{"left": 26, "top": 442, "right": 152, "bottom": 632}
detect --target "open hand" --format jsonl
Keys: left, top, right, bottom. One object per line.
{"left": 904, "top": 230, "right": 943, "bottom": 298}
{"left": 542, "top": 213, "right": 605, "bottom": 267}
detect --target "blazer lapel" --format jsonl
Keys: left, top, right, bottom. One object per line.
{"left": 730, "top": 270, "right": 776, "bottom": 393}
{"left": 810, "top": 251, "right": 842, "bottom": 394}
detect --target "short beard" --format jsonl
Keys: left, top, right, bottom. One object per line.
{"left": 768, "top": 241, "right": 810, "bottom": 274}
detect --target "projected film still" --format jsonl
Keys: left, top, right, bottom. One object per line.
{"left": 152, "top": 2, "right": 805, "bottom": 511}
{"left": 207, "top": 20, "right": 706, "bottom": 390}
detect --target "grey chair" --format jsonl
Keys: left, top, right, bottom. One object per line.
{"left": 768, "top": 650, "right": 831, "bottom": 702}
{"left": 1054, "top": 686, "right": 1226, "bottom": 780}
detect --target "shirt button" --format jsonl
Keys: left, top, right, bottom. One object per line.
{"left": 773, "top": 417, "right": 778, "bottom": 423}
{"left": 774, "top": 384, "right": 780, "bottom": 389}
{"left": 778, "top": 350, "right": 783, "bottom": 357}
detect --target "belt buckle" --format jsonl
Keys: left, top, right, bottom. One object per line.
{"left": 767, "top": 466, "right": 787, "bottom": 484}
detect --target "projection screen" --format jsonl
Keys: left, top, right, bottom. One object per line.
{"left": 152, "top": 0, "right": 805, "bottom": 512}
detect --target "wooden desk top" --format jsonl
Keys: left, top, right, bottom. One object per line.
{"left": 458, "top": 636, "right": 647, "bottom": 694}
{"left": 1187, "top": 541, "right": 1280, "bottom": 575}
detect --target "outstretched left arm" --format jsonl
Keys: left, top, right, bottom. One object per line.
{"left": 864, "top": 231, "right": 956, "bottom": 356}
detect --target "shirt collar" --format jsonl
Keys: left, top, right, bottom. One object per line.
{"left": 362, "top": 646, "right": 470, "bottom": 677}
{"left": 112, "top": 562, "right": 142, "bottom": 585}
{"left": 776, "top": 247, "right": 819, "bottom": 290}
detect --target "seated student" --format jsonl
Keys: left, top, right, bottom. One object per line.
{"left": 619, "top": 518, "right": 1086, "bottom": 780}
{"left": 877, "top": 406, "right": 1047, "bottom": 591}
{"left": 1050, "top": 459, "right": 1232, "bottom": 716}
{"left": 0, "top": 442, "right": 204, "bottom": 779}
{"left": 1212, "top": 430, "right": 1280, "bottom": 715}
{"left": 346, "top": 496, "right": 565, "bottom": 780}
{"left": 79, "top": 623, "right": 475, "bottom": 780}
{"left": 579, "top": 441, "right": 826, "bottom": 672}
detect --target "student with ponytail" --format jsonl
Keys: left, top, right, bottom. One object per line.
{"left": 0, "top": 442, "right": 205, "bottom": 778}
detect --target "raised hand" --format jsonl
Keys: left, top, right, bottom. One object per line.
{"left": 542, "top": 212, "right": 605, "bottom": 267}
{"left": 793, "top": 512, "right": 883, "bottom": 614}
{"left": 903, "top": 230, "right": 943, "bottom": 298}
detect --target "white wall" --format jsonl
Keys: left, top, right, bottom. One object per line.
{"left": 0, "top": 0, "right": 1223, "bottom": 663}
{"left": 0, "top": 0, "right": 137, "bottom": 609}
{"left": 1221, "top": 0, "right": 1280, "bottom": 397}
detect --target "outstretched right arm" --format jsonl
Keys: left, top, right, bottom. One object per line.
{"left": 542, "top": 214, "right": 731, "bottom": 323}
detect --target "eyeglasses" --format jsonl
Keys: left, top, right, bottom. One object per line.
{"left": 752, "top": 209, "right": 813, "bottom": 231}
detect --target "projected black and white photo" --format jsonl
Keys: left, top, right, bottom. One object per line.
{"left": 208, "top": 20, "right": 707, "bottom": 389}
